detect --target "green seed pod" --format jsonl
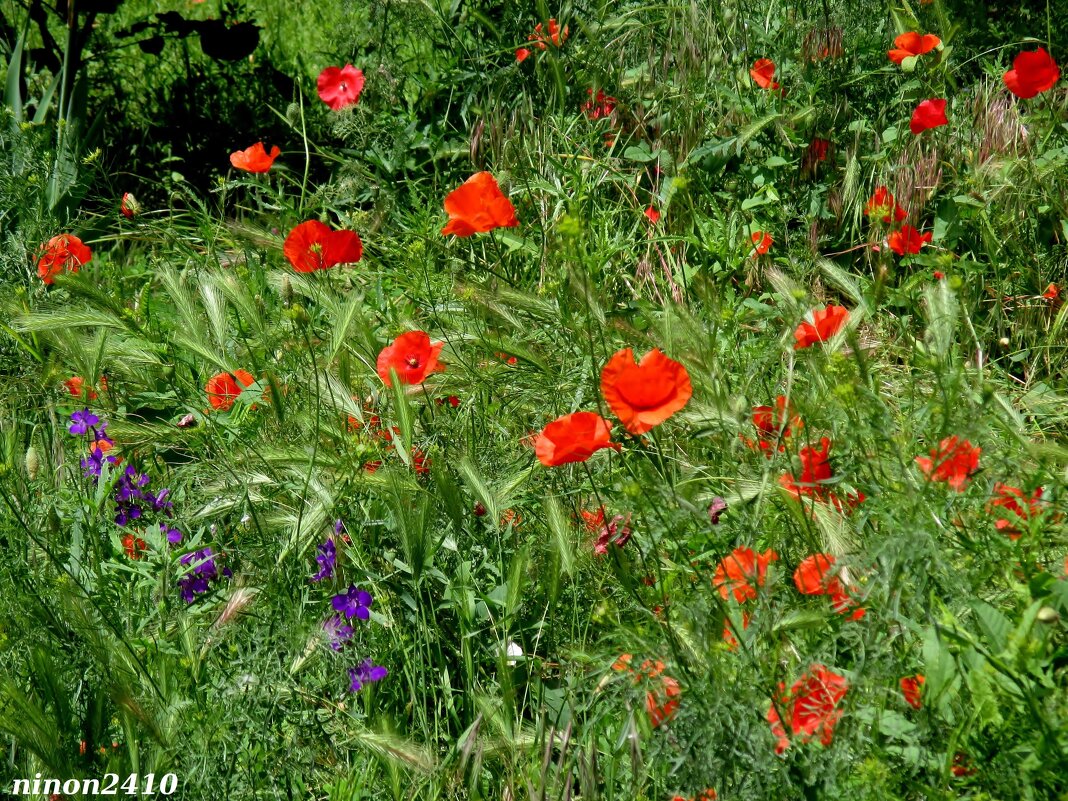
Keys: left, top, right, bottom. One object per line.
{"left": 281, "top": 275, "right": 293, "bottom": 308}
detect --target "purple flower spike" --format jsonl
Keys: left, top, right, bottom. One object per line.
{"left": 348, "top": 659, "right": 388, "bottom": 692}
{"left": 69, "top": 408, "right": 100, "bottom": 435}
{"left": 331, "top": 584, "right": 372, "bottom": 620}
{"left": 311, "top": 538, "right": 337, "bottom": 582}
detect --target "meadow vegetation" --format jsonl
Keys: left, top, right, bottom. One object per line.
{"left": 1, "top": 1, "right": 1067, "bottom": 799}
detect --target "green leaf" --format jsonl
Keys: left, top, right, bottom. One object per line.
{"left": 972, "top": 601, "right": 1011, "bottom": 654}
{"left": 5, "top": 26, "right": 26, "bottom": 123}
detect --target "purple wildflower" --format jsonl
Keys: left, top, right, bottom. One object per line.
{"left": 348, "top": 659, "right": 388, "bottom": 692}
{"left": 311, "top": 538, "right": 337, "bottom": 582}
{"left": 331, "top": 584, "right": 372, "bottom": 620}
{"left": 69, "top": 409, "right": 100, "bottom": 435}
{"left": 160, "top": 522, "right": 183, "bottom": 545}
{"left": 323, "top": 615, "right": 354, "bottom": 651}
{"left": 334, "top": 519, "right": 346, "bottom": 536}
{"left": 177, "top": 547, "right": 232, "bottom": 603}
{"left": 81, "top": 447, "right": 119, "bottom": 479}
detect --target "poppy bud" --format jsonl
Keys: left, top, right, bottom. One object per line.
{"left": 288, "top": 303, "right": 310, "bottom": 326}
{"left": 281, "top": 275, "right": 293, "bottom": 307}
{"left": 24, "top": 445, "right": 39, "bottom": 480}
{"left": 120, "top": 192, "right": 141, "bottom": 218}
{"left": 1037, "top": 606, "right": 1060, "bottom": 624}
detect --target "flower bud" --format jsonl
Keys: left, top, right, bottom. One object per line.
{"left": 1037, "top": 606, "right": 1060, "bottom": 625}
{"left": 24, "top": 445, "right": 39, "bottom": 480}
{"left": 120, "top": 192, "right": 141, "bottom": 218}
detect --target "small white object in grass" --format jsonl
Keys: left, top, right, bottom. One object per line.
{"left": 505, "top": 641, "right": 523, "bottom": 665}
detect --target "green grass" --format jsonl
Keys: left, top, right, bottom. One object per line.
{"left": 2, "top": 1, "right": 1068, "bottom": 799}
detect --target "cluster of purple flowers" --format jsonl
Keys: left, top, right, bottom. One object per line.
{"left": 69, "top": 408, "right": 201, "bottom": 602}
{"left": 70, "top": 408, "right": 185, "bottom": 544}
{"left": 177, "top": 547, "right": 233, "bottom": 603}
{"left": 311, "top": 538, "right": 336, "bottom": 582}
{"left": 349, "top": 660, "right": 388, "bottom": 692}
{"left": 318, "top": 524, "right": 387, "bottom": 693}
{"left": 323, "top": 582, "right": 386, "bottom": 691}
{"left": 70, "top": 409, "right": 119, "bottom": 479}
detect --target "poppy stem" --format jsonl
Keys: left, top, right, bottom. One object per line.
{"left": 298, "top": 84, "right": 310, "bottom": 215}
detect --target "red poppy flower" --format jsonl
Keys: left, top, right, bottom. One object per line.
{"left": 515, "top": 47, "right": 532, "bottom": 62}
{"left": 593, "top": 513, "right": 632, "bottom": 555}
{"left": 1043, "top": 283, "right": 1060, "bottom": 301}
{"left": 809, "top": 138, "right": 830, "bottom": 161}
{"left": 230, "top": 142, "right": 281, "bottom": 173}
{"left": 744, "top": 395, "right": 801, "bottom": 454}
{"left": 909, "top": 98, "right": 948, "bottom": 134}
{"left": 206, "top": 369, "right": 256, "bottom": 412}
{"left": 1003, "top": 47, "right": 1060, "bottom": 99}
{"left": 582, "top": 88, "right": 617, "bottom": 120}
{"left": 900, "top": 675, "right": 925, "bottom": 709}
{"left": 37, "top": 234, "right": 92, "bottom": 284}
{"left": 888, "top": 225, "right": 933, "bottom": 255}
{"left": 441, "top": 172, "right": 519, "bottom": 237}
{"left": 600, "top": 348, "right": 693, "bottom": 435}
{"left": 534, "top": 411, "right": 617, "bottom": 467}
{"left": 864, "top": 186, "right": 908, "bottom": 224}
{"left": 64, "top": 376, "right": 106, "bottom": 399}
{"left": 645, "top": 671, "right": 681, "bottom": 728}
{"left": 793, "top": 304, "right": 849, "bottom": 349}
{"left": 120, "top": 192, "right": 140, "bottom": 219}
{"left": 283, "top": 220, "right": 363, "bottom": 272}
{"left": 411, "top": 447, "right": 431, "bottom": 476}
{"left": 722, "top": 612, "right": 751, "bottom": 650}
{"left": 793, "top": 553, "right": 865, "bottom": 619}
{"left": 987, "top": 482, "right": 1044, "bottom": 540}
{"left": 750, "top": 58, "right": 780, "bottom": 90}
{"left": 645, "top": 206, "right": 661, "bottom": 224}
{"left": 751, "top": 231, "right": 773, "bottom": 257}
{"left": 767, "top": 665, "right": 849, "bottom": 752}
{"left": 713, "top": 547, "right": 779, "bottom": 603}
{"left": 376, "top": 330, "right": 445, "bottom": 387}
{"left": 528, "top": 18, "right": 568, "bottom": 50}
{"left": 888, "top": 32, "right": 941, "bottom": 65}
{"left": 581, "top": 506, "right": 606, "bottom": 532}
{"left": 753, "top": 396, "right": 801, "bottom": 438}
{"left": 317, "top": 64, "right": 365, "bottom": 110}
{"left": 780, "top": 437, "right": 832, "bottom": 496}
{"left": 915, "top": 436, "right": 980, "bottom": 491}
{"left": 123, "top": 533, "right": 147, "bottom": 560}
